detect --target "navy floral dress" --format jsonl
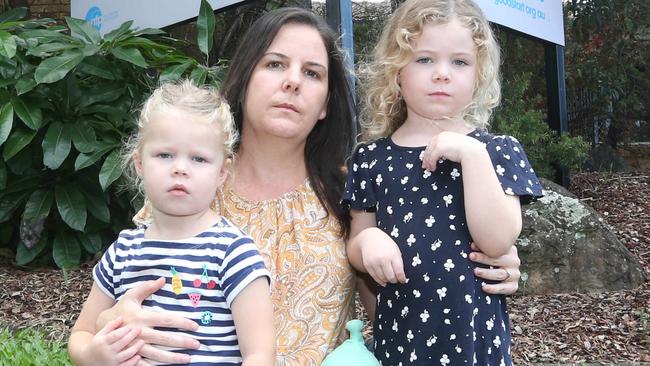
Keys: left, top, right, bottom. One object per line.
{"left": 343, "top": 130, "right": 543, "bottom": 365}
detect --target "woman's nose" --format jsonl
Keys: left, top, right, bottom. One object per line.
{"left": 282, "top": 67, "right": 301, "bottom": 92}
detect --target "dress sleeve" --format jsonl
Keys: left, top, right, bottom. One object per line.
{"left": 342, "top": 143, "right": 378, "bottom": 212}
{"left": 93, "top": 240, "right": 118, "bottom": 300}
{"left": 220, "top": 236, "right": 270, "bottom": 308}
{"left": 485, "top": 135, "right": 544, "bottom": 204}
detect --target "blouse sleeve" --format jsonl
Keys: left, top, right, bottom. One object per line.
{"left": 342, "top": 143, "right": 378, "bottom": 212}
{"left": 485, "top": 135, "right": 544, "bottom": 204}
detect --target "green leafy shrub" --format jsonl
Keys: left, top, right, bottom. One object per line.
{"left": 492, "top": 73, "right": 589, "bottom": 179}
{"left": 0, "top": 326, "right": 72, "bottom": 366}
{"left": 0, "top": 2, "right": 221, "bottom": 269}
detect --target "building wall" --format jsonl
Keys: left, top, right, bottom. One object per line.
{"left": 9, "top": 0, "right": 70, "bottom": 21}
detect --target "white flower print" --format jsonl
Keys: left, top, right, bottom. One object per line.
{"left": 449, "top": 224, "right": 456, "bottom": 231}
{"left": 420, "top": 309, "right": 430, "bottom": 322}
{"left": 437, "top": 287, "right": 447, "bottom": 300}
{"left": 397, "top": 345, "right": 404, "bottom": 353}
{"left": 401, "top": 176, "right": 409, "bottom": 184}
{"left": 526, "top": 187, "right": 533, "bottom": 194}
{"left": 443, "top": 194, "right": 453, "bottom": 206}
{"left": 438, "top": 158, "right": 445, "bottom": 164}
{"left": 486, "top": 295, "right": 492, "bottom": 305}
{"left": 387, "top": 299, "right": 392, "bottom": 308}
{"left": 404, "top": 212, "right": 413, "bottom": 223}
{"left": 419, "top": 151, "right": 425, "bottom": 160}
{"left": 376, "top": 174, "right": 383, "bottom": 185}
{"left": 391, "top": 226, "right": 399, "bottom": 238}
{"left": 398, "top": 197, "right": 405, "bottom": 206}
{"left": 423, "top": 273, "right": 430, "bottom": 282}
{"left": 450, "top": 168, "right": 460, "bottom": 180}
{"left": 369, "top": 159, "right": 377, "bottom": 169}
{"left": 505, "top": 187, "right": 514, "bottom": 195}
{"left": 496, "top": 145, "right": 501, "bottom": 151}
{"left": 412, "top": 253, "right": 421, "bottom": 266}
{"left": 405, "top": 163, "right": 413, "bottom": 169}
{"left": 454, "top": 240, "right": 461, "bottom": 246}
{"left": 358, "top": 147, "right": 365, "bottom": 153}
{"left": 421, "top": 197, "right": 429, "bottom": 204}
{"left": 425, "top": 216, "right": 435, "bottom": 227}
{"left": 411, "top": 186, "right": 419, "bottom": 192}
{"left": 500, "top": 358, "right": 506, "bottom": 366}
{"left": 352, "top": 163, "right": 358, "bottom": 172}
{"left": 460, "top": 250, "right": 467, "bottom": 258}
{"left": 444, "top": 259, "right": 455, "bottom": 272}
{"left": 513, "top": 174, "right": 518, "bottom": 181}
{"left": 388, "top": 165, "right": 394, "bottom": 172}
{"left": 431, "top": 239, "right": 441, "bottom": 251}
{"left": 519, "top": 159, "right": 526, "bottom": 168}
{"left": 423, "top": 170, "right": 431, "bottom": 179}
{"left": 360, "top": 162, "right": 369, "bottom": 168}
{"left": 486, "top": 317, "right": 494, "bottom": 330}
{"left": 401, "top": 306, "right": 409, "bottom": 318}
{"left": 407, "top": 234, "right": 416, "bottom": 246}
{"left": 455, "top": 345, "right": 462, "bottom": 353}
{"left": 409, "top": 350, "right": 417, "bottom": 362}
{"left": 413, "top": 289, "right": 421, "bottom": 298}
{"left": 465, "top": 294, "right": 473, "bottom": 304}
{"left": 459, "top": 275, "right": 465, "bottom": 282}
{"left": 449, "top": 214, "right": 455, "bottom": 220}
{"left": 387, "top": 206, "right": 393, "bottom": 214}
{"left": 407, "top": 330, "right": 414, "bottom": 342}
{"left": 503, "top": 154, "right": 510, "bottom": 160}
{"left": 392, "top": 319, "right": 398, "bottom": 332}
{"left": 367, "top": 143, "right": 376, "bottom": 151}
{"left": 432, "top": 182, "right": 438, "bottom": 190}
{"left": 385, "top": 350, "right": 390, "bottom": 359}
{"left": 440, "top": 354, "right": 450, "bottom": 365}
{"left": 426, "top": 335, "right": 437, "bottom": 347}
{"left": 496, "top": 165, "right": 505, "bottom": 176}
{"left": 360, "top": 180, "right": 366, "bottom": 190}
{"left": 528, "top": 179, "right": 533, "bottom": 186}
{"left": 444, "top": 318, "right": 451, "bottom": 325}
{"left": 449, "top": 334, "right": 456, "bottom": 340}
{"left": 493, "top": 336, "right": 502, "bottom": 348}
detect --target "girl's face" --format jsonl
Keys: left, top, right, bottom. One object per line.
{"left": 133, "top": 108, "right": 228, "bottom": 220}
{"left": 399, "top": 19, "right": 478, "bottom": 124}
{"left": 242, "top": 23, "right": 329, "bottom": 144}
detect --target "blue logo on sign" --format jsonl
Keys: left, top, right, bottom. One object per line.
{"left": 85, "top": 6, "right": 102, "bottom": 30}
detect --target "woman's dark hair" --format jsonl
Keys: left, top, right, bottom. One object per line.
{"left": 222, "top": 7, "right": 354, "bottom": 237}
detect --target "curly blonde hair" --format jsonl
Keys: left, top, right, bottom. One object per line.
{"left": 361, "top": 0, "right": 501, "bottom": 141}
{"left": 123, "top": 79, "right": 238, "bottom": 198}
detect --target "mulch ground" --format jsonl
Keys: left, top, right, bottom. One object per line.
{"left": 0, "top": 171, "right": 648, "bottom": 364}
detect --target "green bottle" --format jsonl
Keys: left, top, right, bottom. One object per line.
{"left": 321, "top": 319, "right": 380, "bottom": 366}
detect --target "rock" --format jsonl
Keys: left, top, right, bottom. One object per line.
{"left": 517, "top": 178, "right": 645, "bottom": 294}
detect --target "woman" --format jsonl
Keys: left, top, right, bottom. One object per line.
{"left": 94, "top": 7, "right": 523, "bottom": 366}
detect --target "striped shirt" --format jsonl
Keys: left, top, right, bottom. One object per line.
{"left": 93, "top": 216, "right": 270, "bottom": 366}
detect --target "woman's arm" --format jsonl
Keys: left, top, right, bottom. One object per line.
{"left": 69, "top": 284, "right": 143, "bottom": 366}
{"left": 230, "top": 277, "right": 275, "bottom": 366}
{"left": 95, "top": 277, "right": 200, "bottom": 364}
{"left": 347, "top": 209, "right": 406, "bottom": 286}
{"left": 470, "top": 243, "right": 521, "bottom": 295}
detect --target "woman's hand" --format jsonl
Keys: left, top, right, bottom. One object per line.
{"left": 96, "top": 277, "right": 201, "bottom": 364}
{"left": 469, "top": 243, "right": 521, "bottom": 295}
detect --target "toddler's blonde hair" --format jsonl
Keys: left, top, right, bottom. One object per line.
{"left": 361, "top": 0, "right": 501, "bottom": 141}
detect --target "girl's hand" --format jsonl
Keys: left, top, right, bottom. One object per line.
{"left": 470, "top": 243, "right": 521, "bottom": 295}
{"left": 96, "top": 278, "right": 200, "bottom": 364}
{"left": 84, "top": 317, "right": 144, "bottom": 366}
{"left": 359, "top": 227, "right": 407, "bottom": 287}
{"left": 421, "top": 131, "right": 484, "bottom": 171}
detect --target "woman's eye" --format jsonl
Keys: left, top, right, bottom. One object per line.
{"left": 157, "top": 153, "right": 172, "bottom": 159}
{"left": 305, "top": 69, "right": 321, "bottom": 79}
{"left": 416, "top": 57, "right": 432, "bottom": 64}
{"left": 453, "top": 59, "right": 469, "bottom": 66}
{"left": 192, "top": 156, "right": 207, "bottom": 163}
{"left": 267, "top": 61, "right": 283, "bottom": 69}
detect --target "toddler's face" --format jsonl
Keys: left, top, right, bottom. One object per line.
{"left": 398, "top": 19, "right": 478, "bottom": 123}
{"left": 134, "top": 108, "right": 227, "bottom": 219}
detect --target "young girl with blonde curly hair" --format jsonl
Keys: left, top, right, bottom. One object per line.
{"left": 344, "top": 0, "right": 543, "bottom": 364}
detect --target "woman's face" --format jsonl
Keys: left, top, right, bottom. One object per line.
{"left": 242, "top": 23, "right": 329, "bottom": 143}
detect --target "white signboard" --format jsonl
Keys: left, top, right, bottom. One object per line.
{"left": 475, "top": 0, "right": 565, "bottom": 46}
{"left": 71, "top": 1, "right": 246, "bottom": 35}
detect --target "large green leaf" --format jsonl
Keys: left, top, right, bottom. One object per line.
{"left": 16, "top": 234, "right": 48, "bottom": 266}
{"left": 99, "top": 149, "right": 122, "bottom": 191}
{"left": 0, "top": 162, "right": 6, "bottom": 189}
{"left": 65, "top": 17, "right": 102, "bottom": 45}
{"left": 74, "top": 143, "right": 115, "bottom": 171}
{"left": 83, "top": 189, "right": 110, "bottom": 223}
{"left": 23, "top": 189, "right": 54, "bottom": 220}
{"left": 159, "top": 61, "right": 192, "bottom": 83}
{"left": 15, "top": 75, "right": 37, "bottom": 95}
{"left": 2, "top": 128, "right": 35, "bottom": 160}
{"left": 26, "top": 42, "right": 83, "bottom": 57}
{"left": 103, "top": 20, "right": 134, "bottom": 43}
{"left": 197, "top": 0, "right": 216, "bottom": 60}
{"left": 53, "top": 231, "right": 81, "bottom": 269}
{"left": 34, "top": 49, "right": 84, "bottom": 84}
{"left": 0, "top": 7, "right": 28, "bottom": 24}
{"left": 70, "top": 122, "right": 97, "bottom": 153}
{"left": 0, "top": 102, "right": 13, "bottom": 145}
{"left": 111, "top": 46, "right": 148, "bottom": 68}
{"left": 42, "top": 122, "right": 72, "bottom": 169}
{"left": 55, "top": 184, "right": 87, "bottom": 231}
{"left": 77, "top": 56, "right": 114, "bottom": 79}
{"left": 0, "top": 31, "right": 17, "bottom": 59}
{"left": 77, "top": 86, "right": 125, "bottom": 109}
{"left": 78, "top": 232, "right": 103, "bottom": 254}
{"left": 0, "top": 191, "right": 28, "bottom": 222}
{"left": 11, "top": 97, "right": 42, "bottom": 130}
{"left": 190, "top": 66, "right": 208, "bottom": 85}
{"left": 17, "top": 29, "right": 69, "bottom": 42}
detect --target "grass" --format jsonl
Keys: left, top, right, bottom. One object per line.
{"left": 0, "top": 326, "right": 72, "bottom": 366}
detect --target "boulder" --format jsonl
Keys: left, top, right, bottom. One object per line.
{"left": 516, "top": 178, "right": 645, "bottom": 294}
